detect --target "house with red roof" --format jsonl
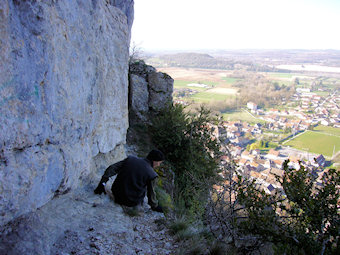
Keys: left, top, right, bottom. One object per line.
{"left": 266, "top": 149, "right": 280, "bottom": 160}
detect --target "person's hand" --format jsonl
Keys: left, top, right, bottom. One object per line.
{"left": 151, "top": 205, "right": 163, "bottom": 213}
{"left": 94, "top": 183, "right": 106, "bottom": 195}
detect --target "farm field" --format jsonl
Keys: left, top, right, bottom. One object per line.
{"left": 285, "top": 130, "right": 340, "bottom": 157}
{"left": 169, "top": 67, "right": 240, "bottom": 104}
{"left": 221, "top": 77, "right": 241, "bottom": 85}
{"left": 313, "top": 125, "right": 340, "bottom": 136}
{"left": 190, "top": 91, "right": 235, "bottom": 102}
{"left": 222, "top": 110, "right": 266, "bottom": 124}
{"left": 174, "top": 80, "right": 215, "bottom": 91}
{"left": 158, "top": 67, "right": 238, "bottom": 87}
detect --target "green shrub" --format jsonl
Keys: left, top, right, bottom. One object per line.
{"left": 149, "top": 104, "right": 222, "bottom": 219}
{"left": 238, "top": 162, "right": 340, "bottom": 254}
{"left": 174, "top": 228, "right": 196, "bottom": 242}
{"left": 168, "top": 217, "right": 189, "bottom": 235}
{"left": 155, "top": 186, "right": 174, "bottom": 214}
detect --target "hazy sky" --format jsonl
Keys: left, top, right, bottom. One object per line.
{"left": 131, "top": 0, "right": 340, "bottom": 51}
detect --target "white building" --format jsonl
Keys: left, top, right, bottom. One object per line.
{"left": 247, "top": 102, "right": 257, "bottom": 111}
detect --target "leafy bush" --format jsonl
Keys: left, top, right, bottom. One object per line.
{"left": 149, "top": 104, "right": 222, "bottom": 219}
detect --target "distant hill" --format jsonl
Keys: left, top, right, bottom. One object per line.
{"left": 146, "top": 52, "right": 290, "bottom": 72}
{"left": 145, "top": 49, "right": 340, "bottom": 70}
{"left": 147, "top": 52, "right": 234, "bottom": 69}
{"left": 210, "top": 49, "right": 340, "bottom": 67}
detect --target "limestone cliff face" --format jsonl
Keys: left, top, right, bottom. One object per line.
{"left": 129, "top": 61, "right": 174, "bottom": 123}
{"left": 0, "top": 0, "right": 133, "bottom": 226}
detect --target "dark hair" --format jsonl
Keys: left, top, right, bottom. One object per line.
{"left": 147, "top": 149, "right": 165, "bottom": 161}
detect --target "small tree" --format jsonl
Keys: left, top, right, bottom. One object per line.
{"left": 205, "top": 146, "right": 280, "bottom": 252}
{"left": 129, "top": 41, "right": 144, "bottom": 64}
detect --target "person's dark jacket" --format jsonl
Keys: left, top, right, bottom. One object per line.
{"left": 95, "top": 156, "right": 158, "bottom": 207}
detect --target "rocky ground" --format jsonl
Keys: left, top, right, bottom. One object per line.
{"left": 0, "top": 183, "right": 177, "bottom": 255}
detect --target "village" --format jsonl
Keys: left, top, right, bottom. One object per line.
{"left": 214, "top": 88, "right": 340, "bottom": 195}
{"left": 249, "top": 87, "right": 340, "bottom": 129}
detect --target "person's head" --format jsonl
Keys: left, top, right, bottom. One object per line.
{"left": 147, "top": 149, "right": 165, "bottom": 168}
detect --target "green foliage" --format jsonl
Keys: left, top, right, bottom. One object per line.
{"left": 155, "top": 186, "right": 174, "bottom": 214}
{"left": 238, "top": 161, "right": 340, "bottom": 254}
{"left": 205, "top": 155, "right": 275, "bottom": 253}
{"left": 237, "top": 180, "right": 279, "bottom": 240}
{"left": 235, "top": 74, "right": 295, "bottom": 108}
{"left": 154, "top": 162, "right": 175, "bottom": 214}
{"left": 150, "top": 103, "right": 222, "bottom": 219}
{"left": 207, "top": 155, "right": 339, "bottom": 254}
{"left": 277, "top": 163, "right": 339, "bottom": 254}
{"left": 168, "top": 217, "right": 190, "bottom": 235}
{"left": 247, "top": 139, "right": 277, "bottom": 152}
{"left": 174, "top": 228, "right": 196, "bottom": 243}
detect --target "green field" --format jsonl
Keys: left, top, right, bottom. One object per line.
{"left": 174, "top": 78, "right": 239, "bottom": 103}
{"left": 174, "top": 80, "right": 194, "bottom": 88}
{"left": 190, "top": 92, "right": 235, "bottom": 102}
{"left": 174, "top": 80, "right": 217, "bottom": 91}
{"left": 313, "top": 125, "right": 340, "bottom": 136}
{"left": 222, "top": 110, "right": 266, "bottom": 124}
{"left": 285, "top": 130, "right": 340, "bottom": 157}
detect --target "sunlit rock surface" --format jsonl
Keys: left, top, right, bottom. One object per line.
{"left": 0, "top": 0, "right": 133, "bottom": 226}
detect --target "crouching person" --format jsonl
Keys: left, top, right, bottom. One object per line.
{"left": 94, "top": 149, "right": 165, "bottom": 213}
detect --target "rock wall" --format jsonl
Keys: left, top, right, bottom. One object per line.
{"left": 129, "top": 61, "right": 174, "bottom": 122}
{"left": 0, "top": 0, "right": 133, "bottom": 227}
{"left": 126, "top": 60, "right": 174, "bottom": 156}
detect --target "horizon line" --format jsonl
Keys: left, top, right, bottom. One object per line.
{"left": 140, "top": 48, "right": 340, "bottom": 52}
